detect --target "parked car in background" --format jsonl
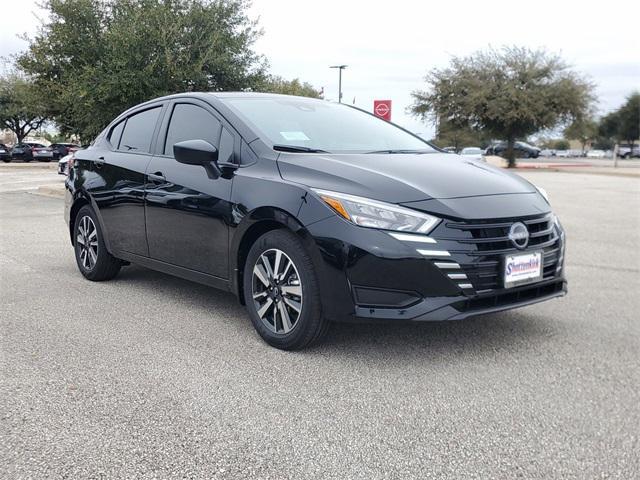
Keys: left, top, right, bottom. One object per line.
{"left": 459, "top": 147, "right": 485, "bottom": 162}
{"left": 58, "top": 153, "right": 74, "bottom": 175}
{"left": 51, "top": 143, "right": 81, "bottom": 159}
{"left": 555, "top": 150, "right": 570, "bottom": 158}
{"left": 618, "top": 145, "right": 640, "bottom": 158}
{"left": 0, "top": 143, "right": 11, "bottom": 162}
{"left": 486, "top": 141, "right": 541, "bottom": 158}
{"left": 586, "top": 149, "right": 607, "bottom": 158}
{"left": 32, "top": 146, "right": 55, "bottom": 161}
{"left": 11, "top": 142, "right": 46, "bottom": 162}
{"left": 442, "top": 146, "right": 457, "bottom": 153}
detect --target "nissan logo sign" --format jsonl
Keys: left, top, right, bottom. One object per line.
{"left": 508, "top": 222, "right": 529, "bottom": 249}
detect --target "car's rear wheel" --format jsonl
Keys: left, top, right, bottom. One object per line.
{"left": 2, "top": 159, "right": 10, "bottom": 163}
{"left": 74, "top": 205, "right": 121, "bottom": 281}
{"left": 243, "top": 230, "right": 327, "bottom": 350}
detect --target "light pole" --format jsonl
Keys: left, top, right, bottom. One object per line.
{"left": 329, "top": 65, "right": 347, "bottom": 103}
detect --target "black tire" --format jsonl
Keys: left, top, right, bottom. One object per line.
{"left": 2, "top": 159, "right": 10, "bottom": 163}
{"left": 73, "top": 205, "right": 121, "bottom": 281}
{"left": 243, "top": 229, "right": 327, "bottom": 350}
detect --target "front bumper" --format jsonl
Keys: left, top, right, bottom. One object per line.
{"left": 305, "top": 211, "right": 567, "bottom": 323}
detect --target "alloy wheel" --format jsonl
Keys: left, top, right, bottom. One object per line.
{"left": 252, "top": 248, "right": 303, "bottom": 334}
{"left": 77, "top": 215, "right": 98, "bottom": 270}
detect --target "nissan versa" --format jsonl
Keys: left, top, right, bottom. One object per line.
{"left": 65, "top": 93, "right": 567, "bottom": 350}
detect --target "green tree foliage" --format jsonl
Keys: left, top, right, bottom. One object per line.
{"left": 617, "top": 92, "right": 640, "bottom": 146}
{"left": 0, "top": 74, "right": 48, "bottom": 144}
{"left": 18, "top": 0, "right": 268, "bottom": 140}
{"left": 564, "top": 115, "right": 598, "bottom": 152}
{"left": 597, "top": 92, "right": 640, "bottom": 149}
{"left": 258, "top": 76, "right": 321, "bottom": 98}
{"left": 544, "top": 139, "right": 570, "bottom": 150}
{"left": 431, "top": 119, "right": 489, "bottom": 150}
{"left": 410, "top": 46, "right": 594, "bottom": 167}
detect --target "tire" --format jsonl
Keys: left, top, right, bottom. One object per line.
{"left": 2, "top": 159, "right": 10, "bottom": 163}
{"left": 73, "top": 205, "right": 121, "bottom": 281}
{"left": 243, "top": 229, "right": 327, "bottom": 350}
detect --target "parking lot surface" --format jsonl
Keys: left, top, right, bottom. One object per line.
{"left": 1, "top": 167, "right": 639, "bottom": 479}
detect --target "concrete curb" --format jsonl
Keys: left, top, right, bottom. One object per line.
{"left": 1, "top": 162, "right": 58, "bottom": 170}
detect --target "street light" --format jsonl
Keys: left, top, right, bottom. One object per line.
{"left": 329, "top": 65, "right": 348, "bottom": 103}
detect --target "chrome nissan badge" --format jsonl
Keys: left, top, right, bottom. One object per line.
{"left": 508, "top": 222, "right": 529, "bottom": 249}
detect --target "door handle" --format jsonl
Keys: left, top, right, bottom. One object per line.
{"left": 147, "top": 172, "right": 166, "bottom": 183}
{"left": 95, "top": 156, "right": 105, "bottom": 168}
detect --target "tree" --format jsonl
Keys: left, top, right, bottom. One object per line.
{"left": 617, "top": 92, "right": 640, "bottom": 147}
{"left": 258, "top": 76, "right": 321, "bottom": 98}
{"left": 0, "top": 74, "right": 48, "bottom": 144}
{"left": 431, "top": 119, "right": 488, "bottom": 150}
{"left": 597, "top": 92, "right": 640, "bottom": 150}
{"left": 410, "top": 46, "right": 594, "bottom": 167}
{"left": 564, "top": 115, "right": 598, "bottom": 153}
{"left": 18, "top": 0, "right": 269, "bottom": 141}
{"left": 540, "top": 138, "right": 570, "bottom": 150}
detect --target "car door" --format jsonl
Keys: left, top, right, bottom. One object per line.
{"left": 89, "top": 104, "right": 164, "bottom": 257}
{"left": 144, "top": 100, "right": 236, "bottom": 278}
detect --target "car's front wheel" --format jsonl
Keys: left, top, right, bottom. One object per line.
{"left": 243, "top": 230, "right": 327, "bottom": 350}
{"left": 74, "top": 205, "right": 121, "bottom": 281}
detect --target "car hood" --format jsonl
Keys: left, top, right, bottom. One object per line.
{"left": 277, "top": 152, "right": 536, "bottom": 203}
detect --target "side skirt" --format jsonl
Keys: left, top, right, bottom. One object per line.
{"left": 115, "top": 251, "right": 232, "bottom": 293}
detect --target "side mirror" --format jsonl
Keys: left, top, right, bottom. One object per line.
{"left": 173, "top": 139, "right": 220, "bottom": 179}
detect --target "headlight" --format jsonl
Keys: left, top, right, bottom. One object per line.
{"left": 535, "top": 185, "right": 550, "bottom": 204}
{"left": 312, "top": 189, "right": 440, "bottom": 233}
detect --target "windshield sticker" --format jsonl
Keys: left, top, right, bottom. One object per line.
{"left": 280, "top": 131, "right": 310, "bottom": 141}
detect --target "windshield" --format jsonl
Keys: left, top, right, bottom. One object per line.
{"left": 462, "top": 148, "right": 482, "bottom": 154}
{"left": 222, "top": 96, "right": 436, "bottom": 154}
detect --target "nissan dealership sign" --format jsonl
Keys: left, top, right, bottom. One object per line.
{"left": 373, "top": 100, "right": 392, "bottom": 121}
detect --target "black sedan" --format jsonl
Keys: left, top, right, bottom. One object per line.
{"left": 11, "top": 142, "right": 46, "bottom": 162}
{"left": 0, "top": 143, "right": 11, "bottom": 162}
{"left": 50, "top": 143, "right": 81, "bottom": 159}
{"left": 486, "top": 141, "right": 541, "bottom": 158}
{"left": 65, "top": 93, "right": 566, "bottom": 350}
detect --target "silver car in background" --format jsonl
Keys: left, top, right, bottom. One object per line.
{"left": 57, "top": 153, "right": 74, "bottom": 175}
{"left": 460, "top": 147, "right": 485, "bottom": 162}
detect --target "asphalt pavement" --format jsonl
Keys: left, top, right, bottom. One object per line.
{"left": 1, "top": 166, "right": 639, "bottom": 479}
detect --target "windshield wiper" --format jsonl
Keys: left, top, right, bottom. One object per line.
{"left": 365, "top": 149, "right": 433, "bottom": 154}
{"left": 273, "top": 144, "right": 329, "bottom": 153}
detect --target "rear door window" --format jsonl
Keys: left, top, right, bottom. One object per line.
{"left": 119, "top": 107, "right": 162, "bottom": 153}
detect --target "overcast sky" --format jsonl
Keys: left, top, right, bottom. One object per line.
{"left": 3, "top": 0, "right": 638, "bottom": 137}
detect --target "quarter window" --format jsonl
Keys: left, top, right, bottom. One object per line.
{"left": 218, "top": 128, "right": 235, "bottom": 164}
{"left": 119, "top": 107, "right": 162, "bottom": 153}
{"left": 164, "top": 104, "right": 222, "bottom": 156}
{"left": 108, "top": 120, "right": 125, "bottom": 149}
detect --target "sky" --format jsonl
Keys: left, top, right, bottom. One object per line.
{"left": 2, "top": 0, "right": 639, "bottom": 138}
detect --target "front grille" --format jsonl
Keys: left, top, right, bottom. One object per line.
{"left": 435, "top": 214, "right": 563, "bottom": 293}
